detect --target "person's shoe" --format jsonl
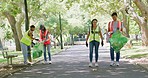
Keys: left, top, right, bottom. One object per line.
{"left": 27, "top": 62, "right": 33, "bottom": 66}
{"left": 42, "top": 61, "right": 48, "bottom": 64}
{"left": 116, "top": 62, "right": 119, "bottom": 66}
{"left": 95, "top": 63, "right": 99, "bottom": 67}
{"left": 48, "top": 61, "right": 52, "bottom": 64}
{"left": 110, "top": 61, "right": 115, "bottom": 66}
{"left": 89, "top": 63, "right": 93, "bottom": 67}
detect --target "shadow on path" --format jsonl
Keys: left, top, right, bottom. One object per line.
{"left": 7, "top": 45, "right": 148, "bottom": 78}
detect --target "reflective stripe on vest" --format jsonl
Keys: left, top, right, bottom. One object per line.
{"left": 109, "top": 21, "right": 122, "bottom": 38}
{"left": 109, "top": 21, "right": 122, "bottom": 32}
{"left": 40, "top": 30, "right": 50, "bottom": 45}
{"left": 89, "top": 26, "right": 100, "bottom": 42}
{"left": 20, "top": 30, "right": 32, "bottom": 46}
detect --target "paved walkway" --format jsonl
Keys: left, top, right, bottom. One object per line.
{"left": 7, "top": 45, "right": 148, "bottom": 78}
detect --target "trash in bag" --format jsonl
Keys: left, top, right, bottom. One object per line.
{"left": 32, "top": 42, "right": 43, "bottom": 59}
{"left": 109, "top": 30, "right": 128, "bottom": 53}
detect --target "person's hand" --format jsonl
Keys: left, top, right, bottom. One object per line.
{"left": 108, "top": 31, "right": 113, "bottom": 35}
{"left": 86, "top": 41, "right": 88, "bottom": 47}
{"left": 40, "top": 40, "right": 45, "bottom": 44}
{"left": 101, "top": 40, "right": 104, "bottom": 46}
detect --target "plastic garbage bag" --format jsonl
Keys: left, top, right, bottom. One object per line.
{"left": 109, "top": 30, "right": 128, "bottom": 53}
{"left": 32, "top": 42, "right": 43, "bottom": 59}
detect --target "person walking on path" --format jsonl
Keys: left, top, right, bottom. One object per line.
{"left": 20, "top": 25, "right": 38, "bottom": 65}
{"left": 108, "top": 12, "right": 124, "bottom": 66}
{"left": 40, "top": 25, "right": 52, "bottom": 64}
{"left": 86, "top": 19, "right": 104, "bottom": 67}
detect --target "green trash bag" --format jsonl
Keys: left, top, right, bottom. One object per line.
{"left": 109, "top": 30, "right": 128, "bottom": 53}
{"left": 32, "top": 43, "right": 43, "bottom": 59}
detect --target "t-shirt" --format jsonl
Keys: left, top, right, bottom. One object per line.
{"left": 112, "top": 21, "right": 124, "bottom": 33}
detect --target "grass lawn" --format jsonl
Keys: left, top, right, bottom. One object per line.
{"left": 121, "top": 40, "right": 148, "bottom": 59}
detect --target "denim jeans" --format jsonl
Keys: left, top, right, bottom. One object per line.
{"left": 44, "top": 44, "right": 51, "bottom": 61}
{"left": 89, "top": 40, "right": 100, "bottom": 63}
{"left": 110, "top": 44, "right": 120, "bottom": 62}
{"left": 21, "top": 43, "right": 28, "bottom": 64}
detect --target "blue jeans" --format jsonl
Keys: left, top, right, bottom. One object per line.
{"left": 44, "top": 44, "right": 51, "bottom": 61}
{"left": 21, "top": 43, "right": 28, "bottom": 64}
{"left": 89, "top": 40, "right": 100, "bottom": 63}
{"left": 110, "top": 44, "right": 120, "bottom": 62}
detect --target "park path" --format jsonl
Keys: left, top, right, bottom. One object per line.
{"left": 7, "top": 45, "right": 148, "bottom": 78}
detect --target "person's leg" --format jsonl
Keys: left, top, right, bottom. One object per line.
{"left": 116, "top": 52, "right": 120, "bottom": 66}
{"left": 110, "top": 43, "right": 115, "bottom": 66}
{"left": 21, "top": 43, "right": 28, "bottom": 64}
{"left": 27, "top": 46, "right": 32, "bottom": 62}
{"left": 43, "top": 45, "right": 47, "bottom": 62}
{"left": 94, "top": 41, "right": 100, "bottom": 67}
{"left": 47, "top": 44, "right": 51, "bottom": 61}
{"left": 94, "top": 41, "right": 100, "bottom": 63}
{"left": 89, "top": 41, "right": 94, "bottom": 67}
{"left": 110, "top": 46, "right": 114, "bottom": 61}
{"left": 89, "top": 41, "right": 94, "bottom": 63}
{"left": 116, "top": 52, "right": 120, "bottom": 62}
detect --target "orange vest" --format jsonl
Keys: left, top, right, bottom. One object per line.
{"left": 40, "top": 30, "right": 50, "bottom": 45}
{"left": 108, "top": 21, "right": 122, "bottom": 38}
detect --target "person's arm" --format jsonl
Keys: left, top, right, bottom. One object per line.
{"left": 39, "top": 30, "right": 42, "bottom": 41}
{"left": 99, "top": 27, "right": 104, "bottom": 46}
{"left": 45, "top": 31, "right": 50, "bottom": 41}
{"left": 108, "top": 22, "right": 110, "bottom": 32}
{"left": 86, "top": 32, "right": 90, "bottom": 42}
{"left": 85, "top": 32, "right": 90, "bottom": 47}
{"left": 99, "top": 27, "right": 103, "bottom": 41}
{"left": 28, "top": 30, "right": 35, "bottom": 40}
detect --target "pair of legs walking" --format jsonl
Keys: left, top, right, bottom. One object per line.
{"left": 21, "top": 43, "right": 30, "bottom": 64}
{"left": 43, "top": 44, "right": 51, "bottom": 64}
{"left": 89, "top": 40, "right": 100, "bottom": 67}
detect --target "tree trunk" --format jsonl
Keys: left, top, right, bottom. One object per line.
{"left": 139, "top": 20, "right": 148, "bottom": 46}
{"left": 71, "top": 34, "right": 74, "bottom": 45}
{"left": 133, "top": 0, "right": 148, "bottom": 46}
{"left": 56, "top": 36, "right": 60, "bottom": 46}
{"left": 133, "top": 0, "right": 148, "bottom": 20}
{"left": 3, "top": 12, "right": 21, "bottom": 51}
{"left": 121, "top": 10, "right": 130, "bottom": 37}
{"left": 16, "top": 13, "right": 24, "bottom": 40}
{"left": 124, "top": 0, "right": 148, "bottom": 46}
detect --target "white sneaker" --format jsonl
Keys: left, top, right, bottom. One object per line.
{"left": 48, "top": 61, "right": 52, "bottom": 64}
{"left": 89, "top": 63, "right": 93, "bottom": 67}
{"left": 110, "top": 61, "right": 115, "bottom": 66}
{"left": 116, "top": 62, "right": 119, "bottom": 66}
{"left": 27, "top": 62, "right": 33, "bottom": 66}
{"left": 43, "top": 61, "right": 48, "bottom": 64}
{"left": 95, "top": 63, "right": 99, "bottom": 67}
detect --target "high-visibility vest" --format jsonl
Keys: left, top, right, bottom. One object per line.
{"left": 108, "top": 21, "right": 122, "bottom": 38}
{"left": 40, "top": 30, "right": 50, "bottom": 45}
{"left": 89, "top": 26, "right": 100, "bottom": 42}
{"left": 20, "top": 30, "right": 32, "bottom": 46}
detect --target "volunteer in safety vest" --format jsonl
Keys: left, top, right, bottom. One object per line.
{"left": 86, "top": 19, "right": 104, "bottom": 67}
{"left": 40, "top": 25, "right": 52, "bottom": 64}
{"left": 20, "top": 25, "right": 37, "bottom": 65}
{"left": 108, "top": 12, "right": 123, "bottom": 66}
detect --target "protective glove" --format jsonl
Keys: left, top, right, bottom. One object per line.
{"left": 86, "top": 41, "right": 88, "bottom": 47}
{"left": 35, "top": 39, "right": 39, "bottom": 41}
{"left": 101, "top": 40, "right": 104, "bottom": 46}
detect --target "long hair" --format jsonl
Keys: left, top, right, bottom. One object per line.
{"left": 91, "top": 19, "right": 98, "bottom": 33}
{"left": 40, "top": 25, "right": 46, "bottom": 32}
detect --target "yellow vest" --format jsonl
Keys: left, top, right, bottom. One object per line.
{"left": 20, "top": 30, "right": 32, "bottom": 46}
{"left": 89, "top": 26, "right": 100, "bottom": 42}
